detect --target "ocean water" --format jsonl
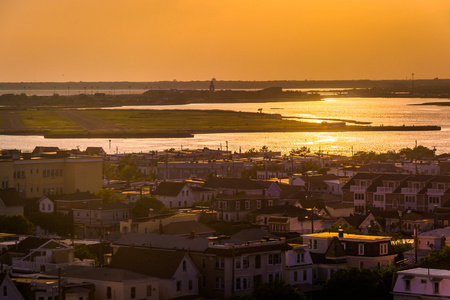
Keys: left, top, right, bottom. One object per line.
{"left": 1, "top": 97, "right": 449, "bottom": 156}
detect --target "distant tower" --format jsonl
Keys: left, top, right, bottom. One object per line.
{"left": 209, "top": 78, "right": 215, "bottom": 92}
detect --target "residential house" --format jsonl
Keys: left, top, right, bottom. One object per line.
{"left": 4, "top": 237, "right": 75, "bottom": 273}
{"left": 250, "top": 205, "right": 324, "bottom": 234}
{"left": 325, "top": 202, "right": 354, "bottom": 218}
{"left": 204, "top": 236, "right": 292, "bottom": 299}
{"left": 392, "top": 268, "right": 450, "bottom": 299}
{"left": 285, "top": 244, "right": 315, "bottom": 288}
{"left": 119, "top": 212, "right": 198, "bottom": 234}
{"left": 190, "top": 186, "right": 215, "bottom": 204}
{"left": 303, "top": 231, "right": 396, "bottom": 275}
{"left": 73, "top": 202, "right": 131, "bottom": 239}
{"left": 152, "top": 182, "right": 195, "bottom": 208}
{"left": 54, "top": 191, "right": 102, "bottom": 215}
{"left": 404, "top": 227, "right": 450, "bottom": 264}
{"left": 217, "top": 195, "right": 278, "bottom": 222}
{"left": 0, "top": 273, "right": 24, "bottom": 300}
{"left": 37, "top": 195, "right": 55, "bottom": 213}
{"left": 385, "top": 210, "right": 434, "bottom": 234}
{"left": 0, "top": 188, "right": 24, "bottom": 216}
{"left": 109, "top": 247, "right": 200, "bottom": 300}
{"left": 333, "top": 213, "right": 382, "bottom": 234}
{"left": 14, "top": 277, "right": 94, "bottom": 300}
{"left": 44, "top": 265, "right": 159, "bottom": 300}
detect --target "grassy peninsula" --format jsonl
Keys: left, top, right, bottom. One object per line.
{"left": 0, "top": 109, "right": 441, "bottom": 138}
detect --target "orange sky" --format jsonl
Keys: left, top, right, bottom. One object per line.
{"left": 1, "top": 0, "right": 449, "bottom": 82}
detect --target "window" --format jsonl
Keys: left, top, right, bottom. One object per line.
{"left": 358, "top": 244, "right": 365, "bottom": 255}
{"left": 405, "top": 195, "right": 416, "bottom": 203}
{"left": 429, "top": 196, "right": 440, "bottom": 204}
{"left": 215, "top": 257, "right": 224, "bottom": 269}
{"left": 268, "top": 200, "right": 273, "bottom": 207}
{"left": 256, "top": 200, "right": 261, "bottom": 209}
{"left": 296, "top": 252, "right": 304, "bottom": 263}
{"left": 3, "top": 286, "right": 6, "bottom": 297}
{"left": 313, "top": 240, "right": 317, "bottom": 249}
{"left": 405, "top": 279, "right": 411, "bottom": 291}
{"left": 294, "top": 271, "right": 298, "bottom": 282}
{"left": 189, "top": 280, "right": 193, "bottom": 291}
{"left": 434, "top": 282, "right": 439, "bottom": 294}
{"left": 147, "top": 285, "right": 152, "bottom": 297}
{"left": 130, "top": 287, "right": 136, "bottom": 299}
{"left": 255, "top": 255, "right": 261, "bottom": 268}
{"left": 308, "top": 239, "right": 312, "bottom": 249}
{"left": 354, "top": 193, "right": 365, "bottom": 200}
{"left": 268, "top": 273, "right": 280, "bottom": 283}
{"left": 268, "top": 253, "right": 281, "bottom": 265}
{"left": 176, "top": 281, "right": 181, "bottom": 292}
{"left": 201, "top": 258, "right": 206, "bottom": 268}
{"left": 106, "top": 287, "right": 112, "bottom": 299}
{"left": 235, "top": 201, "right": 240, "bottom": 210}
{"left": 183, "top": 260, "right": 186, "bottom": 271}
{"left": 245, "top": 201, "right": 250, "bottom": 210}
{"left": 215, "top": 277, "right": 224, "bottom": 290}
{"left": 380, "top": 243, "right": 388, "bottom": 255}
{"left": 303, "top": 270, "right": 307, "bottom": 281}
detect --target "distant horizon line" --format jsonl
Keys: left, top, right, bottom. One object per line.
{"left": 1, "top": 78, "right": 449, "bottom": 84}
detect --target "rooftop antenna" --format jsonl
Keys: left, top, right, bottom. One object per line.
{"left": 411, "top": 73, "right": 415, "bottom": 92}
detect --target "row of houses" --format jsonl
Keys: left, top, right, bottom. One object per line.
{"left": 0, "top": 224, "right": 401, "bottom": 300}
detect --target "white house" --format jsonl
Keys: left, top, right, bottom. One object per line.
{"left": 285, "top": 244, "right": 314, "bottom": 287}
{"left": 109, "top": 247, "right": 200, "bottom": 300}
{"left": 45, "top": 265, "right": 160, "bottom": 300}
{"left": 37, "top": 196, "right": 55, "bottom": 213}
{"left": 152, "top": 182, "right": 195, "bottom": 208}
{"left": 392, "top": 268, "right": 450, "bottom": 299}
{"left": 0, "top": 273, "right": 24, "bottom": 300}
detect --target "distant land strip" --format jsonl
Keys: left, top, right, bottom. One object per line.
{"left": 0, "top": 109, "right": 441, "bottom": 139}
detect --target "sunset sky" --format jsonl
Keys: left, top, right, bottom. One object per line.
{"left": 1, "top": 0, "right": 449, "bottom": 82}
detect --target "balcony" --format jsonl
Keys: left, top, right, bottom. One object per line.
{"left": 427, "top": 189, "right": 445, "bottom": 196}
{"left": 377, "top": 187, "right": 394, "bottom": 194}
{"left": 350, "top": 185, "right": 367, "bottom": 192}
{"left": 401, "top": 188, "right": 419, "bottom": 195}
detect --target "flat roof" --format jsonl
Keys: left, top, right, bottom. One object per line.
{"left": 302, "top": 232, "right": 391, "bottom": 241}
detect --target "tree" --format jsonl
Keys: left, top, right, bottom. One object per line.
{"left": 290, "top": 146, "right": 310, "bottom": 156}
{"left": 132, "top": 196, "right": 165, "bottom": 219}
{"left": 252, "top": 279, "right": 305, "bottom": 300}
{"left": 320, "top": 266, "right": 396, "bottom": 300}
{"left": 30, "top": 212, "right": 73, "bottom": 236}
{"left": 0, "top": 215, "right": 34, "bottom": 235}
{"left": 420, "top": 246, "right": 450, "bottom": 269}
{"left": 96, "top": 188, "right": 125, "bottom": 203}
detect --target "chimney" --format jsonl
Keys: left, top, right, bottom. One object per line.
{"left": 338, "top": 227, "right": 344, "bottom": 238}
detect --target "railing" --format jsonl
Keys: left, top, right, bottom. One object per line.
{"left": 427, "top": 189, "right": 445, "bottom": 196}
{"left": 401, "top": 188, "right": 419, "bottom": 195}
{"left": 12, "top": 259, "right": 71, "bottom": 272}
{"left": 350, "top": 186, "right": 366, "bottom": 192}
{"left": 377, "top": 187, "right": 394, "bottom": 193}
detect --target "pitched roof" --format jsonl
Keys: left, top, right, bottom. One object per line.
{"left": 44, "top": 265, "right": 153, "bottom": 282}
{"left": 324, "top": 237, "right": 347, "bottom": 260}
{"left": 152, "top": 220, "right": 215, "bottom": 236}
{"left": 113, "top": 232, "right": 210, "bottom": 252}
{"left": 153, "top": 182, "right": 186, "bottom": 196}
{"left": 278, "top": 184, "right": 305, "bottom": 199}
{"left": 0, "top": 188, "right": 23, "bottom": 207}
{"left": 14, "top": 237, "right": 52, "bottom": 253}
{"left": 203, "top": 177, "right": 263, "bottom": 190}
{"left": 108, "top": 247, "right": 186, "bottom": 278}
